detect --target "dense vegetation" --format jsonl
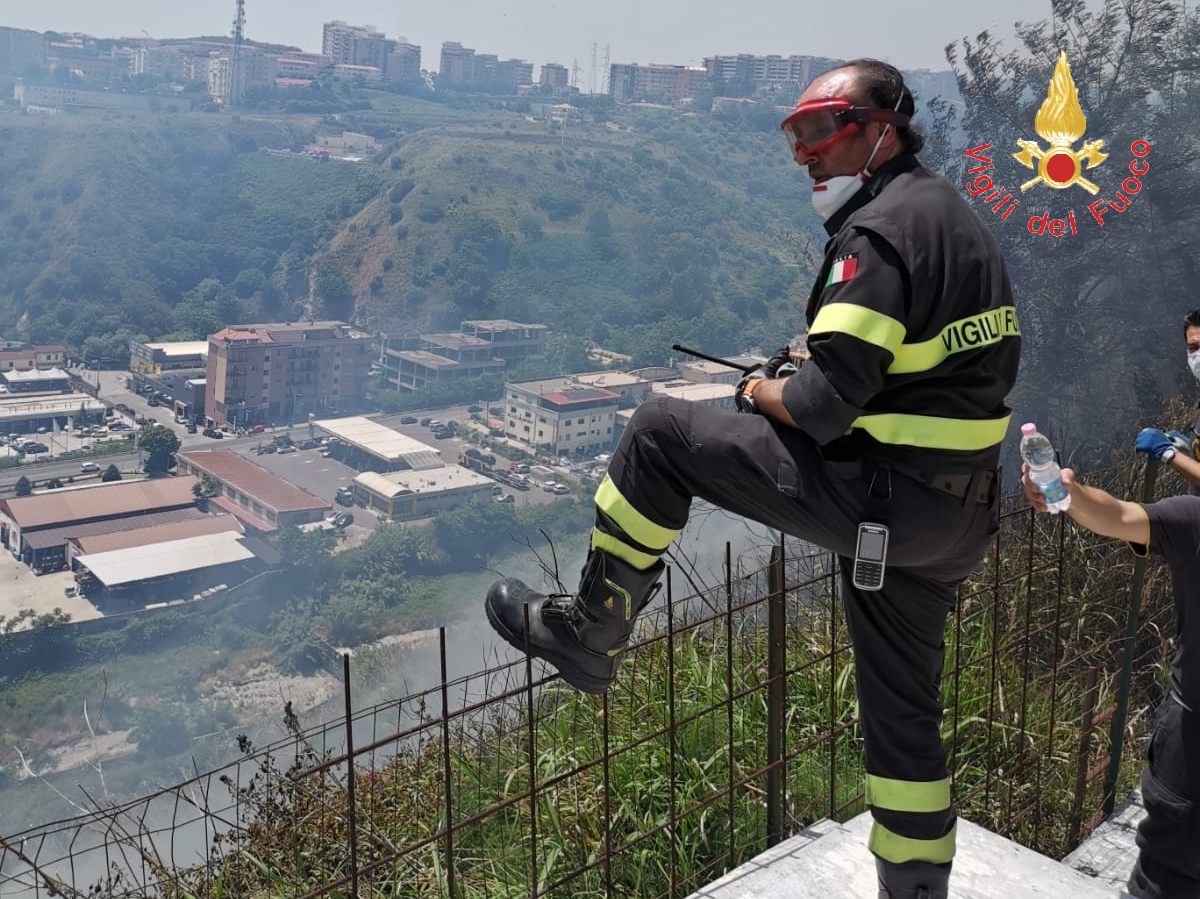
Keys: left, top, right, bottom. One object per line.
{"left": 0, "top": 494, "right": 591, "bottom": 832}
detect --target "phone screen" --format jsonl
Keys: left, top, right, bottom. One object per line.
{"left": 858, "top": 530, "right": 885, "bottom": 560}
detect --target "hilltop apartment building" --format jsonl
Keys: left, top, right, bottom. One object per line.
{"left": 205, "top": 321, "right": 372, "bottom": 428}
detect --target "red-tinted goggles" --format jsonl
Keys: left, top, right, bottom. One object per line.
{"left": 780, "top": 98, "right": 910, "bottom": 157}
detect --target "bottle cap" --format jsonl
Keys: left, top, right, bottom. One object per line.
{"left": 1021, "top": 423, "right": 1037, "bottom": 436}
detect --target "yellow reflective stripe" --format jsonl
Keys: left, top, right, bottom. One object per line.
{"left": 590, "top": 529, "right": 662, "bottom": 572}
{"left": 890, "top": 305, "right": 1021, "bottom": 375}
{"left": 866, "top": 775, "right": 951, "bottom": 813}
{"left": 851, "top": 412, "right": 1011, "bottom": 452}
{"left": 809, "top": 303, "right": 906, "bottom": 354}
{"left": 593, "top": 475, "right": 679, "bottom": 551}
{"left": 869, "top": 820, "right": 957, "bottom": 865}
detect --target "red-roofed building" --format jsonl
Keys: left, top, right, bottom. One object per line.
{"left": 176, "top": 450, "right": 331, "bottom": 532}
{"left": 205, "top": 321, "right": 372, "bottom": 429}
{"left": 504, "top": 377, "right": 620, "bottom": 456}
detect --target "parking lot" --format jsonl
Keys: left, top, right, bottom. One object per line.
{"left": 0, "top": 547, "right": 102, "bottom": 625}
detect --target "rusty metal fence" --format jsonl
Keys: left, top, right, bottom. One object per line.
{"left": 0, "top": 468, "right": 1179, "bottom": 899}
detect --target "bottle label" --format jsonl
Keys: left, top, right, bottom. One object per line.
{"left": 1041, "top": 478, "right": 1068, "bottom": 504}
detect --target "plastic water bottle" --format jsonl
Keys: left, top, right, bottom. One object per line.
{"left": 1019, "top": 423, "right": 1071, "bottom": 513}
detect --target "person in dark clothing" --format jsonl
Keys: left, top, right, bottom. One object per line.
{"left": 1022, "top": 464, "right": 1200, "bottom": 899}
{"left": 1135, "top": 309, "right": 1200, "bottom": 497}
{"left": 486, "top": 58, "right": 1021, "bottom": 899}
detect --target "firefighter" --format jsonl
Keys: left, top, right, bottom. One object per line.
{"left": 1022, "top": 464, "right": 1200, "bottom": 899}
{"left": 1135, "top": 308, "right": 1200, "bottom": 496}
{"left": 485, "top": 58, "right": 1020, "bottom": 899}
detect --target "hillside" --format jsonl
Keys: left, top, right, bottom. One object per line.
{"left": 0, "top": 98, "right": 826, "bottom": 366}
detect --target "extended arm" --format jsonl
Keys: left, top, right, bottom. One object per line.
{"left": 1023, "top": 465, "right": 1149, "bottom": 545}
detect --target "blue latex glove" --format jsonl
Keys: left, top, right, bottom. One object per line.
{"left": 1134, "top": 428, "right": 1175, "bottom": 461}
{"left": 1166, "top": 430, "right": 1193, "bottom": 456}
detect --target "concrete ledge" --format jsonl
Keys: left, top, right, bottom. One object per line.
{"left": 1063, "top": 788, "right": 1145, "bottom": 892}
{"left": 686, "top": 812, "right": 1123, "bottom": 898}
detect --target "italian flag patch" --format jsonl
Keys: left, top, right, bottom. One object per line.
{"left": 824, "top": 254, "right": 859, "bottom": 287}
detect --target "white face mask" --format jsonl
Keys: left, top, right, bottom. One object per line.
{"left": 811, "top": 173, "right": 868, "bottom": 220}
{"left": 1188, "top": 350, "right": 1200, "bottom": 381}
{"left": 811, "top": 91, "right": 904, "bottom": 221}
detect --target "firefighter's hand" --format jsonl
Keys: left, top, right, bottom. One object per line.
{"left": 735, "top": 347, "right": 793, "bottom": 414}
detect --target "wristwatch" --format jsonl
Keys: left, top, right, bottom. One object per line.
{"left": 1163, "top": 447, "right": 1177, "bottom": 463}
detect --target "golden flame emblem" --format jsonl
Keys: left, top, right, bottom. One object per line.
{"left": 1013, "top": 51, "right": 1108, "bottom": 194}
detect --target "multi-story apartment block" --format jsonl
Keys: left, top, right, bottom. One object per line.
{"left": 205, "top": 322, "right": 372, "bottom": 428}
{"left": 0, "top": 27, "right": 46, "bottom": 78}
{"left": 45, "top": 38, "right": 121, "bottom": 80}
{"left": 323, "top": 21, "right": 389, "bottom": 70}
{"left": 609, "top": 63, "right": 710, "bottom": 104}
{"left": 539, "top": 63, "right": 569, "bottom": 92}
{"left": 702, "top": 54, "right": 841, "bottom": 92}
{"left": 386, "top": 40, "right": 422, "bottom": 83}
{"left": 503, "top": 377, "right": 620, "bottom": 456}
{"left": 496, "top": 59, "right": 534, "bottom": 93}
{"left": 439, "top": 42, "right": 476, "bottom": 86}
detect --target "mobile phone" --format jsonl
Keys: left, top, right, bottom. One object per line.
{"left": 852, "top": 523, "right": 889, "bottom": 591}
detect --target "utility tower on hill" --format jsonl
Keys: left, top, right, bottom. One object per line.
{"left": 230, "top": 0, "right": 246, "bottom": 107}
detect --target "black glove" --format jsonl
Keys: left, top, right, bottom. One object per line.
{"left": 735, "top": 346, "right": 794, "bottom": 414}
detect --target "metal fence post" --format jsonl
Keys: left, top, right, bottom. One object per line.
{"left": 766, "top": 541, "right": 786, "bottom": 847}
{"left": 341, "top": 651, "right": 359, "bottom": 899}
{"left": 1102, "top": 457, "right": 1159, "bottom": 817}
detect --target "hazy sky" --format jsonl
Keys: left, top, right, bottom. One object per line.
{"left": 5, "top": 0, "right": 1060, "bottom": 74}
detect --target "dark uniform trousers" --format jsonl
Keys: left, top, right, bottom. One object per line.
{"left": 607, "top": 396, "right": 999, "bottom": 864}
{"left": 1129, "top": 697, "right": 1200, "bottom": 898}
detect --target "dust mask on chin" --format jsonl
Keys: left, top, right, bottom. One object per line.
{"left": 811, "top": 173, "right": 869, "bottom": 220}
{"left": 1188, "top": 350, "right": 1200, "bottom": 381}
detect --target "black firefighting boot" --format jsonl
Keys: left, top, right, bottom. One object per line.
{"left": 485, "top": 549, "right": 665, "bottom": 694}
{"left": 876, "top": 859, "right": 951, "bottom": 899}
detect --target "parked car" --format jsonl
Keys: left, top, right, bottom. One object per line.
{"left": 400, "top": 416, "right": 418, "bottom": 425}
{"left": 419, "top": 417, "right": 432, "bottom": 427}
{"left": 335, "top": 487, "right": 354, "bottom": 506}
{"left": 494, "top": 493, "right": 515, "bottom": 504}
{"left": 467, "top": 404, "right": 484, "bottom": 414}
{"left": 332, "top": 511, "right": 354, "bottom": 528}
{"left": 296, "top": 438, "right": 320, "bottom": 450}
{"left": 247, "top": 424, "right": 265, "bottom": 435}
{"left": 276, "top": 444, "right": 297, "bottom": 454}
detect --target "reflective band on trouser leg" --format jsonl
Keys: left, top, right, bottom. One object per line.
{"left": 866, "top": 774, "right": 956, "bottom": 864}
{"left": 850, "top": 412, "right": 1011, "bottom": 452}
{"left": 869, "top": 821, "right": 956, "bottom": 865}
{"left": 866, "top": 774, "right": 951, "bottom": 813}
{"left": 591, "top": 475, "right": 680, "bottom": 569}
{"left": 590, "top": 529, "right": 662, "bottom": 571}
